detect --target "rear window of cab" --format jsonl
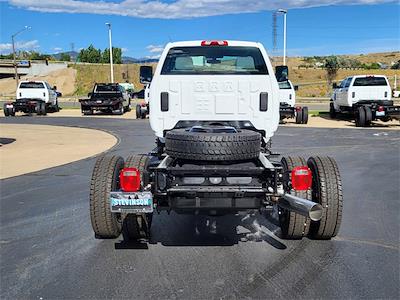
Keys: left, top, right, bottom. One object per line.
{"left": 19, "top": 82, "right": 45, "bottom": 89}
{"left": 353, "top": 77, "right": 387, "bottom": 86}
{"left": 161, "top": 46, "right": 268, "bottom": 75}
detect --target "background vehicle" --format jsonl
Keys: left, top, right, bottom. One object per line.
{"left": 79, "top": 83, "right": 131, "bottom": 115}
{"left": 330, "top": 75, "right": 399, "bottom": 126}
{"left": 89, "top": 40, "right": 343, "bottom": 242}
{"left": 278, "top": 79, "right": 308, "bottom": 124}
{"left": 3, "top": 81, "right": 59, "bottom": 116}
{"left": 133, "top": 85, "right": 150, "bottom": 119}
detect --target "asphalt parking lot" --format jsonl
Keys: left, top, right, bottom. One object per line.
{"left": 0, "top": 117, "right": 399, "bottom": 299}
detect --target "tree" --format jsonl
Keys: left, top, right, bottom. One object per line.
{"left": 77, "top": 44, "right": 102, "bottom": 63}
{"left": 324, "top": 55, "right": 339, "bottom": 86}
{"left": 60, "top": 53, "right": 71, "bottom": 62}
{"left": 102, "top": 47, "right": 122, "bottom": 64}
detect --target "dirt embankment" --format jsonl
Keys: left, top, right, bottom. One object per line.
{"left": 0, "top": 67, "right": 77, "bottom": 97}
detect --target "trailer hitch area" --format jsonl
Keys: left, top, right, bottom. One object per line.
{"left": 278, "top": 193, "right": 323, "bottom": 221}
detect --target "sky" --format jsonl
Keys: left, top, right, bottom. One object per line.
{"left": 0, "top": 0, "right": 399, "bottom": 58}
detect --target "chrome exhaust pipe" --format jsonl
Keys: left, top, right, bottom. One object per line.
{"left": 278, "top": 194, "right": 323, "bottom": 221}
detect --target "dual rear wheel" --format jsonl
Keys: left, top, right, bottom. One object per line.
{"left": 279, "top": 156, "right": 343, "bottom": 240}
{"left": 89, "top": 154, "right": 152, "bottom": 240}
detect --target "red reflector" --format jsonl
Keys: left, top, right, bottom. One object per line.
{"left": 291, "top": 166, "right": 312, "bottom": 191}
{"left": 295, "top": 106, "right": 302, "bottom": 112}
{"left": 378, "top": 106, "right": 384, "bottom": 112}
{"left": 119, "top": 167, "right": 141, "bottom": 192}
{"left": 201, "top": 40, "right": 228, "bottom": 46}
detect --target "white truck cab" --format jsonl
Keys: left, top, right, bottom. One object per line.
{"left": 330, "top": 75, "right": 399, "bottom": 126}
{"left": 278, "top": 79, "right": 296, "bottom": 107}
{"left": 17, "top": 81, "right": 58, "bottom": 106}
{"left": 332, "top": 75, "right": 391, "bottom": 110}
{"left": 142, "top": 40, "right": 280, "bottom": 141}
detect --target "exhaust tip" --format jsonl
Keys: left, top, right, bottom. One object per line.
{"left": 309, "top": 204, "right": 323, "bottom": 221}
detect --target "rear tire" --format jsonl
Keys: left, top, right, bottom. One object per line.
{"left": 135, "top": 104, "right": 141, "bottom": 119}
{"left": 90, "top": 155, "right": 124, "bottom": 239}
{"left": 279, "top": 156, "right": 311, "bottom": 239}
{"left": 295, "top": 108, "right": 303, "bottom": 124}
{"left": 307, "top": 156, "right": 343, "bottom": 239}
{"left": 364, "top": 106, "right": 372, "bottom": 126}
{"left": 302, "top": 107, "right": 309, "bottom": 124}
{"left": 355, "top": 106, "right": 365, "bottom": 127}
{"left": 40, "top": 103, "right": 47, "bottom": 116}
{"left": 123, "top": 154, "right": 152, "bottom": 240}
{"left": 3, "top": 104, "right": 10, "bottom": 117}
{"left": 329, "top": 102, "right": 336, "bottom": 119}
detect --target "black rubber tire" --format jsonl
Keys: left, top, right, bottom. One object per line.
{"left": 355, "top": 106, "right": 365, "bottom": 127}
{"left": 302, "top": 107, "right": 309, "bottom": 124}
{"left": 3, "top": 104, "right": 10, "bottom": 117}
{"left": 307, "top": 156, "right": 343, "bottom": 239}
{"left": 135, "top": 104, "right": 141, "bottom": 119}
{"left": 140, "top": 111, "right": 146, "bottom": 119}
{"left": 123, "top": 154, "right": 152, "bottom": 240}
{"left": 90, "top": 155, "right": 124, "bottom": 238}
{"left": 165, "top": 129, "right": 261, "bottom": 161}
{"left": 295, "top": 108, "right": 303, "bottom": 124}
{"left": 364, "top": 106, "right": 372, "bottom": 126}
{"left": 40, "top": 103, "right": 47, "bottom": 116}
{"left": 279, "top": 156, "right": 311, "bottom": 239}
{"left": 36, "top": 103, "right": 42, "bottom": 115}
{"left": 53, "top": 101, "right": 60, "bottom": 112}
{"left": 115, "top": 103, "right": 124, "bottom": 115}
{"left": 329, "top": 102, "right": 336, "bottom": 119}
{"left": 9, "top": 107, "right": 15, "bottom": 116}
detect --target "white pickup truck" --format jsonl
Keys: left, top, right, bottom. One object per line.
{"left": 89, "top": 40, "right": 343, "bottom": 242}
{"left": 278, "top": 79, "right": 308, "bottom": 124}
{"left": 330, "top": 75, "right": 400, "bottom": 126}
{"left": 3, "top": 80, "right": 60, "bottom": 116}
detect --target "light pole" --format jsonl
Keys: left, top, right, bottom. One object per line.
{"left": 105, "top": 23, "right": 114, "bottom": 83}
{"left": 12, "top": 25, "right": 31, "bottom": 88}
{"left": 277, "top": 9, "right": 287, "bottom": 66}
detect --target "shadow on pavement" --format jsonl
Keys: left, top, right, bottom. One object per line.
{"left": 115, "top": 212, "right": 287, "bottom": 250}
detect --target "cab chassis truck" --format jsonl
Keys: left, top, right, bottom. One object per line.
{"left": 89, "top": 41, "right": 343, "bottom": 241}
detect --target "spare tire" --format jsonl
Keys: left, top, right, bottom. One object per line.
{"left": 165, "top": 128, "right": 261, "bottom": 161}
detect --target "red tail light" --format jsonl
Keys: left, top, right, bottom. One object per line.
{"left": 378, "top": 106, "right": 384, "bottom": 112}
{"left": 201, "top": 40, "right": 228, "bottom": 46}
{"left": 291, "top": 166, "right": 312, "bottom": 191}
{"left": 119, "top": 168, "right": 141, "bottom": 192}
{"left": 295, "top": 106, "right": 302, "bottom": 112}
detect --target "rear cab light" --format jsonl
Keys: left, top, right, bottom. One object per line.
{"left": 291, "top": 166, "right": 312, "bottom": 191}
{"left": 378, "top": 106, "right": 384, "bottom": 112}
{"left": 201, "top": 40, "right": 228, "bottom": 46}
{"left": 119, "top": 168, "right": 141, "bottom": 192}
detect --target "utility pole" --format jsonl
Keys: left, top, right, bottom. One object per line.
{"left": 11, "top": 26, "right": 31, "bottom": 88}
{"left": 105, "top": 23, "right": 114, "bottom": 83}
{"left": 277, "top": 9, "right": 287, "bottom": 66}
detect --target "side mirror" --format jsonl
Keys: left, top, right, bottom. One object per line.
{"left": 57, "top": 92, "right": 62, "bottom": 97}
{"left": 140, "top": 66, "right": 153, "bottom": 84}
{"left": 332, "top": 83, "right": 338, "bottom": 89}
{"left": 275, "top": 65, "right": 289, "bottom": 82}
{"left": 88, "top": 92, "right": 92, "bottom": 98}
{"left": 294, "top": 85, "right": 299, "bottom": 91}
{"left": 53, "top": 86, "right": 57, "bottom": 90}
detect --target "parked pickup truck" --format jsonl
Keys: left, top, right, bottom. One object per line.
{"left": 330, "top": 75, "right": 400, "bottom": 126}
{"left": 3, "top": 80, "right": 60, "bottom": 116}
{"left": 278, "top": 79, "right": 308, "bottom": 124}
{"left": 89, "top": 40, "right": 343, "bottom": 242}
{"left": 79, "top": 83, "right": 131, "bottom": 115}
